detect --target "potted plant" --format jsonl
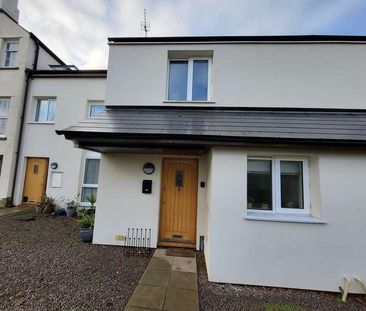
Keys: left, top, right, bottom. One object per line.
{"left": 36, "top": 195, "right": 47, "bottom": 214}
{"left": 43, "top": 195, "right": 56, "bottom": 214}
{"left": 77, "top": 210, "right": 94, "bottom": 242}
{"left": 66, "top": 198, "right": 78, "bottom": 217}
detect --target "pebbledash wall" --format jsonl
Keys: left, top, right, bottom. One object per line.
{"left": 13, "top": 75, "right": 106, "bottom": 206}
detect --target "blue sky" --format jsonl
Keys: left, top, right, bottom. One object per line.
{"left": 17, "top": 0, "right": 366, "bottom": 69}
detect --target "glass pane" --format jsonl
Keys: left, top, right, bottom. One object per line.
{"left": 168, "top": 61, "right": 188, "bottom": 100}
{"left": 0, "top": 99, "right": 10, "bottom": 114}
{"left": 0, "top": 118, "right": 6, "bottom": 135}
{"left": 83, "top": 159, "right": 100, "bottom": 184}
{"left": 81, "top": 187, "right": 98, "bottom": 202}
{"left": 192, "top": 60, "right": 209, "bottom": 100}
{"left": 90, "top": 104, "right": 105, "bottom": 117}
{"left": 280, "top": 161, "right": 304, "bottom": 209}
{"left": 36, "top": 100, "right": 48, "bottom": 122}
{"left": 47, "top": 100, "right": 56, "bottom": 121}
{"left": 247, "top": 160, "right": 272, "bottom": 210}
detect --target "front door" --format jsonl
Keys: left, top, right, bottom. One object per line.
{"left": 159, "top": 158, "right": 198, "bottom": 248}
{"left": 23, "top": 158, "right": 49, "bottom": 204}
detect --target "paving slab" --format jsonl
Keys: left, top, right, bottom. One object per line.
{"left": 140, "top": 269, "right": 171, "bottom": 287}
{"left": 125, "top": 249, "right": 199, "bottom": 311}
{"left": 153, "top": 248, "right": 168, "bottom": 257}
{"left": 163, "top": 287, "right": 199, "bottom": 311}
{"left": 127, "top": 284, "right": 166, "bottom": 310}
{"left": 169, "top": 271, "right": 197, "bottom": 290}
{"left": 147, "top": 256, "right": 173, "bottom": 271}
{"left": 172, "top": 257, "right": 197, "bottom": 273}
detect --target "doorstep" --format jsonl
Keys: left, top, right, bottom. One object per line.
{"left": 0, "top": 205, "right": 34, "bottom": 218}
{"left": 125, "top": 248, "right": 199, "bottom": 311}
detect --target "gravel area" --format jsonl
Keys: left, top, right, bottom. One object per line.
{"left": 0, "top": 212, "right": 152, "bottom": 311}
{"left": 197, "top": 252, "right": 366, "bottom": 311}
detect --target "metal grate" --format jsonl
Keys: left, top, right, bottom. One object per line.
{"left": 125, "top": 228, "right": 152, "bottom": 257}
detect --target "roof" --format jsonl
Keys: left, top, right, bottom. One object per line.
{"left": 108, "top": 35, "right": 366, "bottom": 44}
{"left": 0, "top": 9, "right": 66, "bottom": 66}
{"left": 28, "top": 69, "right": 107, "bottom": 78}
{"left": 56, "top": 107, "right": 366, "bottom": 152}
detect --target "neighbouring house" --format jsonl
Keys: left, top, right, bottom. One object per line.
{"left": 13, "top": 70, "right": 106, "bottom": 207}
{"left": 0, "top": 0, "right": 66, "bottom": 207}
{"left": 57, "top": 35, "right": 366, "bottom": 294}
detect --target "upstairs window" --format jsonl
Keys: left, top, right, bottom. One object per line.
{"left": 2, "top": 40, "right": 19, "bottom": 67}
{"left": 0, "top": 98, "right": 10, "bottom": 136}
{"left": 35, "top": 99, "right": 56, "bottom": 123}
{"left": 88, "top": 103, "right": 105, "bottom": 118}
{"left": 168, "top": 58, "right": 211, "bottom": 101}
{"left": 247, "top": 157, "right": 309, "bottom": 214}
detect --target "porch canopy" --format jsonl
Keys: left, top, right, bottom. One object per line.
{"left": 56, "top": 106, "right": 366, "bottom": 153}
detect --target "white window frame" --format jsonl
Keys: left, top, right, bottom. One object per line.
{"left": 80, "top": 152, "right": 101, "bottom": 206}
{"left": 167, "top": 57, "right": 212, "bottom": 102}
{"left": 247, "top": 156, "right": 310, "bottom": 215}
{"left": 34, "top": 98, "right": 56, "bottom": 123}
{"left": 87, "top": 102, "right": 105, "bottom": 118}
{"left": 0, "top": 98, "right": 10, "bottom": 137}
{"left": 1, "top": 40, "right": 19, "bottom": 68}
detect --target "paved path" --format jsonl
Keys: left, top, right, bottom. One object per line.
{"left": 0, "top": 206, "right": 34, "bottom": 218}
{"left": 125, "top": 248, "right": 199, "bottom": 311}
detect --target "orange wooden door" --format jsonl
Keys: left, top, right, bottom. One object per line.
{"left": 159, "top": 158, "right": 198, "bottom": 248}
{"left": 23, "top": 158, "right": 48, "bottom": 204}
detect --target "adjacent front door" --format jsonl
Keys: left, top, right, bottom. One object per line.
{"left": 23, "top": 158, "right": 49, "bottom": 204}
{"left": 159, "top": 158, "right": 198, "bottom": 248}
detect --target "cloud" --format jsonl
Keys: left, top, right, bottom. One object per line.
{"left": 17, "top": 0, "right": 366, "bottom": 69}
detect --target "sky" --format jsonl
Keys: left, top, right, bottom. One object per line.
{"left": 17, "top": 0, "right": 366, "bottom": 69}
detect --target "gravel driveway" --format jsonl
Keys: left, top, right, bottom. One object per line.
{"left": 197, "top": 253, "right": 366, "bottom": 311}
{"left": 0, "top": 212, "right": 152, "bottom": 311}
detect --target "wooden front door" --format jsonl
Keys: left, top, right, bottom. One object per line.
{"left": 23, "top": 158, "right": 49, "bottom": 204}
{"left": 159, "top": 158, "right": 198, "bottom": 248}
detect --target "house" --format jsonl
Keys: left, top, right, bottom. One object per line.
{"left": 0, "top": 0, "right": 66, "bottom": 207}
{"left": 57, "top": 35, "right": 366, "bottom": 294}
{"left": 13, "top": 69, "right": 106, "bottom": 207}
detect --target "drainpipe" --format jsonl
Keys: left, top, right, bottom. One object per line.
{"left": 10, "top": 39, "right": 39, "bottom": 205}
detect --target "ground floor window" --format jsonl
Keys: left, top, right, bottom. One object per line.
{"left": 247, "top": 156, "right": 309, "bottom": 214}
{"left": 81, "top": 153, "right": 100, "bottom": 204}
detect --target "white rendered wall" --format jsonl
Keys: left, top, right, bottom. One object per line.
{"left": 206, "top": 147, "right": 366, "bottom": 293}
{"left": 93, "top": 154, "right": 208, "bottom": 249}
{"left": 0, "top": 14, "right": 31, "bottom": 201}
{"left": 106, "top": 43, "right": 366, "bottom": 109}
{"left": 13, "top": 77, "right": 106, "bottom": 206}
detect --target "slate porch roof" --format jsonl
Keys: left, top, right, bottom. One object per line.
{"left": 56, "top": 107, "right": 366, "bottom": 152}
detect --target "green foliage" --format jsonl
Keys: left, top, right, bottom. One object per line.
{"left": 77, "top": 210, "right": 95, "bottom": 229}
{"left": 86, "top": 193, "right": 96, "bottom": 209}
{"left": 5, "top": 197, "right": 12, "bottom": 208}
{"left": 40, "top": 195, "right": 56, "bottom": 213}
{"left": 265, "top": 303, "right": 304, "bottom": 311}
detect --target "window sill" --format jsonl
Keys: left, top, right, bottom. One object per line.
{"left": 0, "top": 136, "right": 6, "bottom": 140}
{"left": 163, "top": 100, "right": 215, "bottom": 104}
{"left": 27, "top": 122, "right": 55, "bottom": 125}
{"left": 245, "top": 211, "right": 327, "bottom": 224}
{"left": 0, "top": 67, "right": 19, "bottom": 70}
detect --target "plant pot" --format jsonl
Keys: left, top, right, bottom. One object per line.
{"left": 35, "top": 205, "right": 44, "bottom": 214}
{"left": 66, "top": 207, "right": 75, "bottom": 217}
{"left": 79, "top": 228, "right": 93, "bottom": 242}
